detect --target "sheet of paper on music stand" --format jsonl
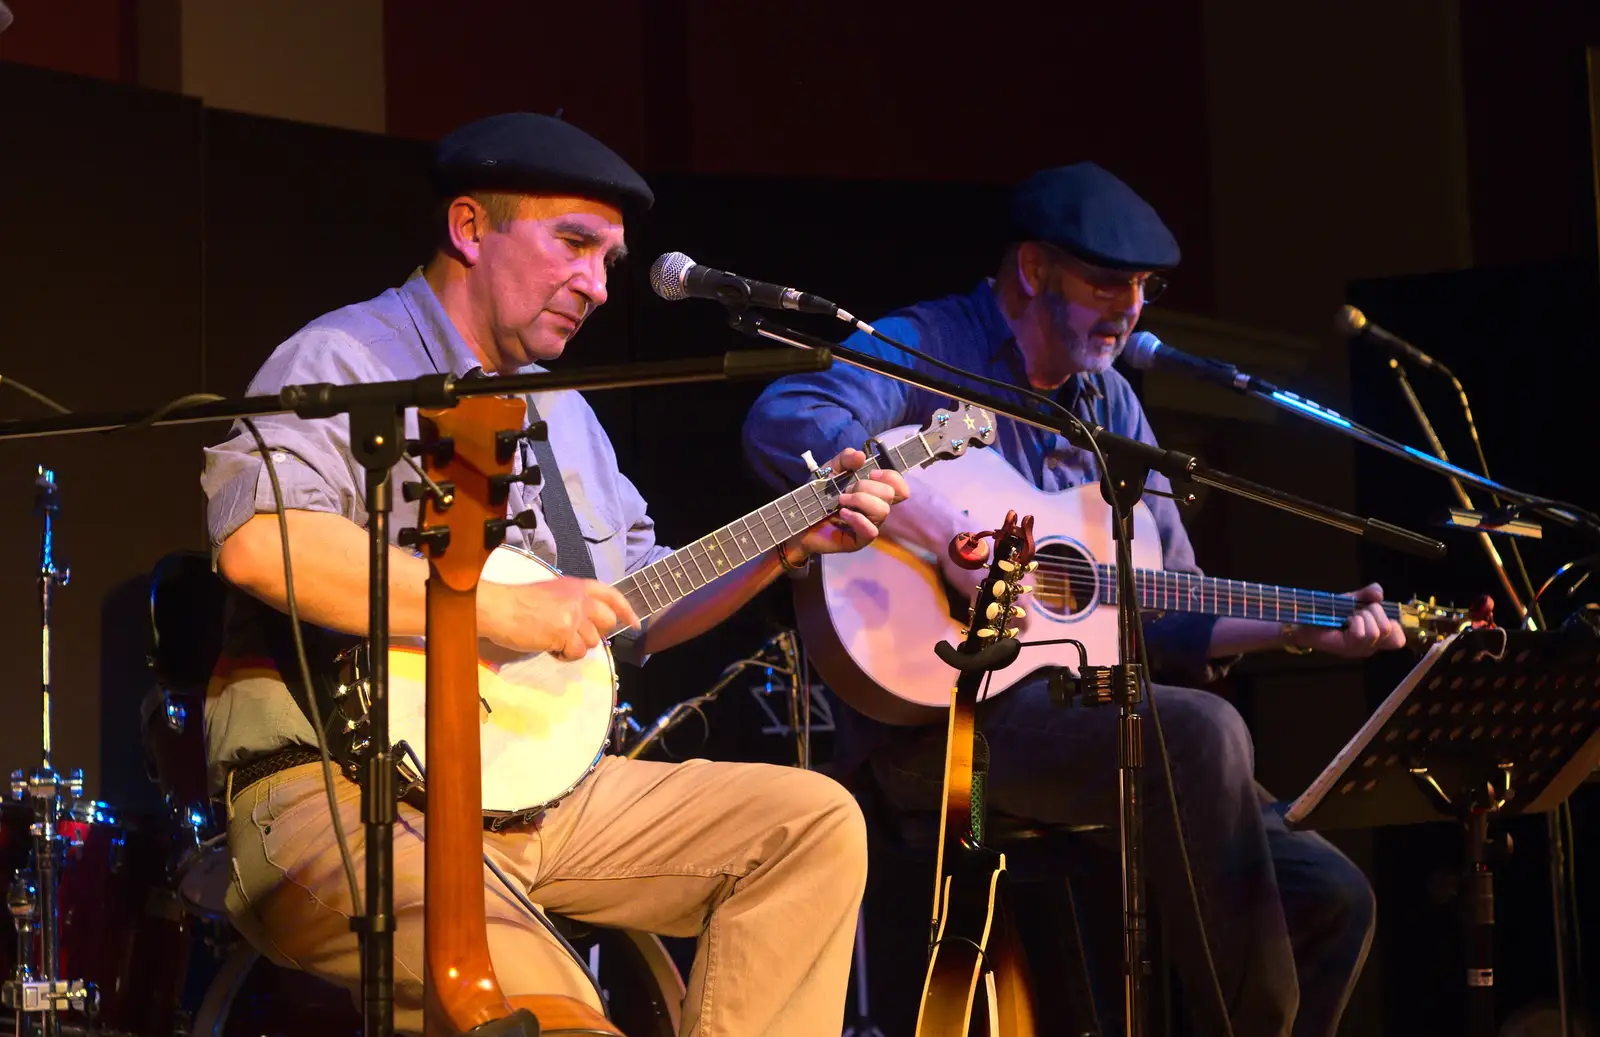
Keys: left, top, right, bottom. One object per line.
{"left": 1286, "top": 629, "right": 1600, "bottom": 830}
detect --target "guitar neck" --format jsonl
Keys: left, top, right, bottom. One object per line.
{"left": 615, "top": 433, "right": 939, "bottom": 623}
{"left": 1096, "top": 565, "right": 1401, "bottom": 628}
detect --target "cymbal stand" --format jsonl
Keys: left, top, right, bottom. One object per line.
{"left": 1, "top": 468, "right": 95, "bottom": 1037}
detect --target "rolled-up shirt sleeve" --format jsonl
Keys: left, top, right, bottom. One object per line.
{"left": 201, "top": 328, "right": 393, "bottom": 546}
{"left": 742, "top": 318, "right": 920, "bottom": 492}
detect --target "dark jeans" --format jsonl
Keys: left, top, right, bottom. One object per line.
{"left": 869, "top": 675, "right": 1375, "bottom": 1037}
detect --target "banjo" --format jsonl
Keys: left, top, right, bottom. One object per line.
{"left": 333, "top": 402, "right": 998, "bottom": 827}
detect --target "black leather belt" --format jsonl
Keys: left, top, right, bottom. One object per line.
{"left": 228, "top": 746, "right": 325, "bottom": 800}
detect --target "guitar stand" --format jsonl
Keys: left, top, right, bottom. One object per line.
{"left": 1286, "top": 626, "right": 1600, "bottom": 1037}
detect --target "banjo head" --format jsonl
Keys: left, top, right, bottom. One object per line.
{"left": 386, "top": 544, "right": 619, "bottom": 819}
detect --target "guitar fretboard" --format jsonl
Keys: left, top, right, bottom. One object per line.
{"left": 613, "top": 432, "right": 938, "bottom": 624}
{"left": 1093, "top": 566, "right": 1401, "bottom": 627}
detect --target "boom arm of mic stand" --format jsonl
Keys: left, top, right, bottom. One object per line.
{"left": 727, "top": 310, "right": 1448, "bottom": 561}
{"left": 1236, "top": 383, "right": 1600, "bottom": 539}
{"left": 0, "top": 349, "right": 833, "bottom": 442}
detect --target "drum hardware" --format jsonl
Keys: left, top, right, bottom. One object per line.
{"left": 1, "top": 468, "right": 97, "bottom": 1037}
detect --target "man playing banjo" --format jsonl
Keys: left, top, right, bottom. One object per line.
{"left": 201, "top": 112, "right": 908, "bottom": 1036}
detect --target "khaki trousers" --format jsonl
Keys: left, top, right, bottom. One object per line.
{"left": 225, "top": 754, "right": 866, "bottom": 1036}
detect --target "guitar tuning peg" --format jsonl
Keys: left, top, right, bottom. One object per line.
{"left": 485, "top": 509, "right": 539, "bottom": 549}
{"left": 401, "top": 479, "right": 456, "bottom": 506}
{"left": 489, "top": 468, "right": 541, "bottom": 504}
{"left": 1019, "top": 585, "right": 1034, "bottom": 595}
{"left": 495, "top": 422, "right": 549, "bottom": 462}
{"left": 975, "top": 627, "right": 997, "bottom": 640}
{"left": 1024, "top": 561, "right": 1039, "bottom": 572}
{"left": 1009, "top": 606, "right": 1027, "bottom": 622}
{"left": 1004, "top": 627, "right": 1020, "bottom": 639}
{"left": 405, "top": 436, "right": 455, "bottom": 466}
{"left": 397, "top": 525, "right": 451, "bottom": 556}
{"left": 997, "top": 559, "right": 1017, "bottom": 574}
{"left": 984, "top": 601, "right": 1003, "bottom": 622}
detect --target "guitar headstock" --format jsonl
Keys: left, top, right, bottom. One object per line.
{"left": 954, "top": 510, "right": 1037, "bottom": 653}
{"left": 920, "top": 402, "right": 999, "bottom": 462}
{"left": 1399, "top": 595, "right": 1485, "bottom": 646}
{"left": 401, "top": 395, "right": 535, "bottom": 590}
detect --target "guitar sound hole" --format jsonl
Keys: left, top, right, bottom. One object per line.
{"left": 1031, "top": 540, "right": 1097, "bottom": 620}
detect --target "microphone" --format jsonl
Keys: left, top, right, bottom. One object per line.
{"left": 649, "top": 252, "right": 862, "bottom": 325}
{"left": 1337, "top": 305, "right": 1452, "bottom": 376}
{"left": 1121, "top": 331, "right": 1279, "bottom": 394}
{"left": 0, "top": 3, "right": 12, "bottom": 33}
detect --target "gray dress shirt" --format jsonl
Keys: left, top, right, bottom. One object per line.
{"left": 199, "top": 271, "right": 672, "bottom": 791}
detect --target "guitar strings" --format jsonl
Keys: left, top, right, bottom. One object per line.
{"left": 994, "top": 555, "right": 1388, "bottom": 623}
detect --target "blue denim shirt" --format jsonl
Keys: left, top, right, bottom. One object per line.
{"left": 742, "top": 279, "right": 1222, "bottom": 681}
{"left": 199, "top": 271, "right": 671, "bottom": 788}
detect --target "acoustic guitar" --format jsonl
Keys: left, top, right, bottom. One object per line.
{"left": 916, "top": 510, "right": 1039, "bottom": 1037}
{"left": 797, "top": 431, "right": 1474, "bottom": 724}
{"left": 409, "top": 395, "right": 622, "bottom": 1036}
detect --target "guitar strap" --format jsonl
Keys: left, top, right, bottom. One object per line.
{"left": 520, "top": 396, "right": 646, "bottom": 659}
{"left": 970, "top": 731, "right": 990, "bottom": 845}
{"left": 521, "top": 396, "right": 597, "bottom": 579}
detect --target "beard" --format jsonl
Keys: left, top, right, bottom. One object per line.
{"left": 1043, "top": 289, "right": 1128, "bottom": 375}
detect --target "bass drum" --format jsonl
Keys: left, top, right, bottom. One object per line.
{"left": 193, "top": 924, "right": 684, "bottom": 1037}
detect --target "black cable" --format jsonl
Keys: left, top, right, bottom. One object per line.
{"left": 239, "top": 416, "right": 364, "bottom": 913}
{"left": 867, "top": 323, "right": 1237, "bottom": 1035}
{"left": 391, "top": 743, "right": 609, "bottom": 1016}
{"left": 1564, "top": 800, "right": 1584, "bottom": 986}
{"left": 0, "top": 373, "right": 71, "bottom": 415}
{"left": 109, "top": 393, "right": 231, "bottom": 436}
{"left": 1137, "top": 616, "right": 1237, "bottom": 1036}
{"left": 483, "top": 854, "right": 611, "bottom": 1016}
{"left": 862, "top": 326, "right": 1083, "bottom": 432}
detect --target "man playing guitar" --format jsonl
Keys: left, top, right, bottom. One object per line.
{"left": 200, "top": 113, "right": 909, "bottom": 1035}
{"left": 743, "top": 163, "right": 1404, "bottom": 1037}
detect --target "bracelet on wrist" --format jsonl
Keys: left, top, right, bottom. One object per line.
{"left": 775, "top": 541, "right": 813, "bottom": 576}
{"left": 1281, "top": 622, "right": 1313, "bottom": 655}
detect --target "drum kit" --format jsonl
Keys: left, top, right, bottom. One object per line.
{"left": 0, "top": 470, "right": 690, "bottom": 1037}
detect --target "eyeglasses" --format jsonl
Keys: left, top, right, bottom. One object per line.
{"left": 1047, "top": 247, "right": 1169, "bottom": 305}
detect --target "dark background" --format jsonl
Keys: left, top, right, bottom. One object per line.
{"left": 4, "top": 2, "right": 1600, "bottom": 1033}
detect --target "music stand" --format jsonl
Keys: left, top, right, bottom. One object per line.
{"left": 1286, "top": 626, "right": 1600, "bottom": 1037}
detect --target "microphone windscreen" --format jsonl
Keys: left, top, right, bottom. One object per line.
{"left": 1121, "top": 331, "right": 1162, "bottom": 370}
{"left": 649, "top": 252, "right": 695, "bottom": 302}
{"left": 1336, "top": 304, "right": 1367, "bottom": 335}
{"left": 0, "top": 3, "right": 13, "bottom": 33}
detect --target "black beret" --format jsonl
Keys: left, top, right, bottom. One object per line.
{"left": 1009, "top": 162, "right": 1179, "bottom": 271}
{"left": 432, "top": 112, "right": 654, "bottom": 212}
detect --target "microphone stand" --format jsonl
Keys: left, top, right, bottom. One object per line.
{"left": 0, "top": 347, "right": 831, "bottom": 1037}
{"left": 723, "top": 309, "right": 1446, "bottom": 1037}
{"left": 1194, "top": 369, "right": 1600, "bottom": 542}
{"left": 1382, "top": 360, "right": 1539, "bottom": 628}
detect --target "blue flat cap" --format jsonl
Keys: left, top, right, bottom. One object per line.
{"left": 1009, "top": 163, "right": 1179, "bottom": 271}
{"left": 432, "top": 112, "right": 654, "bottom": 212}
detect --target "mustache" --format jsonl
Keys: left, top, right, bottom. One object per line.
{"left": 1091, "top": 322, "right": 1130, "bottom": 337}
